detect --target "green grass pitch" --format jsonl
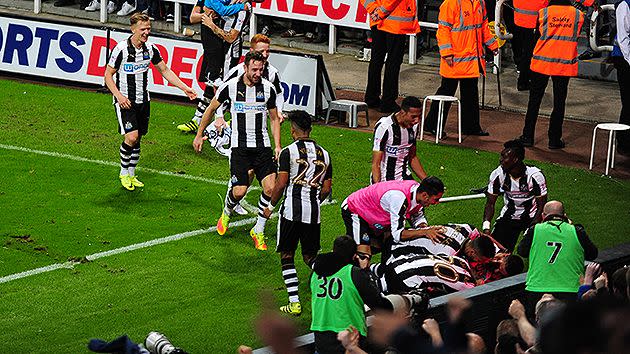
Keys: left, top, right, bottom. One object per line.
{"left": 0, "top": 78, "right": 628, "bottom": 352}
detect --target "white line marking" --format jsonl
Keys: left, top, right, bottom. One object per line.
{"left": 0, "top": 143, "right": 260, "bottom": 190}
{"left": 0, "top": 217, "right": 258, "bottom": 284}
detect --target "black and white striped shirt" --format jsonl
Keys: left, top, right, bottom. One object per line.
{"left": 386, "top": 223, "right": 475, "bottom": 264}
{"left": 224, "top": 62, "right": 284, "bottom": 111}
{"left": 214, "top": 74, "right": 277, "bottom": 148}
{"left": 487, "top": 166, "right": 547, "bottom": 221}
{"left": 108, "top": 38, "right": 163, "bottom": 104}
{"left": 222, "top": 10, "right": 250, "bottom": 77}
{"left": 377, "top": 254, "right": 475, "bottom": 294}
{"left": 372, "top": 115, "right": 418, "bottom": 182}
{"left": 278, "top": 139, "right": 332, "bottom": 224}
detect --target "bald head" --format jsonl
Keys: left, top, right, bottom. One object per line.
{"left": 543, "top": 200, "right": 564, "bottom": 217}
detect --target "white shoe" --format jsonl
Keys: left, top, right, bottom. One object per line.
{"left": 233, "top": 204, "right": 249, "bottom": 216}
{"left": 84, "top": 0, "right": 99, "bottom": 11}
{"left": 117, "top": 1, "right": 135, "bottom": 16}
{"left": 107, "top": 1, "right": 116, "bottom": 14}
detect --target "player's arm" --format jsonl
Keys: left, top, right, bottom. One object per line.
{"left": 483, "top": 172, "right": 501, "bottom": 233}
{"left": 193, "top": 97, "right": 222, "bottom": 152}
{"left": 383, "top": 192, "right": 445, "bottom": 243}
{"left": 204, "top": 0, "right": 248, "bottom": 17}
{"left": 531, "top": 171, "right": 548, "bottom": 225}
{"left": 267, "top": 87, "right": 281, "bottom": 158}
{"left": 408, "top": 144, "right": 427, "bottom": 180}
{"left": 104, "top": 65, "right": 131, "bottom": 109}
{"left": 190, "top": 2, "right": 203, "bottom": 24}
{"left": 201, "top": 14, "right": 240, "bottom": 43}
{"left": 154, "top": 61, "right": 197, "bottom": 100}
{"left": 371, "top": 122, "right": 388, "bottom": 183}
{"left": 320, "top": 162, "right": 333, "bottom": 202}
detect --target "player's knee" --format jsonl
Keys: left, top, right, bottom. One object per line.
{"left": 302, "top": 254, "right": 316, "bottom": 267}
{"left": 125, "top": 132, "right": 139, "bottom": 146}
{"left": 231, "top": 186, "right": 247, "bottom": 200}
{"left": 280, "top": 254, "right": 295, "bottom": 264}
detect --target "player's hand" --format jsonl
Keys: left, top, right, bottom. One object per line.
{"left": 422, "top": 226, "right": 446, "bottom": 243}
{"left": 508, "top": 299, "right": 526, "bottom": 320}
{"left": 262, "top": 207, "right": 272, "bottom": 219}
{"left": 275, "top": 146, "right": 282, "bottom": 160}
{"left": 213, "top": 117, "right": 226, "bottom": 132}
{"left": 117, "top": 95, "right": 132, "bottom": 110}
{"left": 279, "top": 112, "right": 287, "bottom": 124}
{"left": 443, "top": 55, "right": 454, "bottom": 67}
{"left": 193, "top": 135, "right": 205, "bottom": 153}
{"left": 201, "top": 13, "right": 215, "bottom": 28}
{"left": 184, "top": 87, "right": 197, "bottom": 100}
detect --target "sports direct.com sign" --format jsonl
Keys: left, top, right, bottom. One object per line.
{"left": 0, "top": 15, "right": 319, "bottom": 114}
{"left": 253, "top": 0, "right": 370, "bottom": 29}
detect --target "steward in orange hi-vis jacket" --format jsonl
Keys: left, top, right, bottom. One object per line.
{"left": 362, "top": 0, "right": 420, "bottom": 113}
{"left": 518, "top": 0, "right": 584, "bottom": 150}
{"left": 423, "top": 0, "right": 498, "bottom": 137}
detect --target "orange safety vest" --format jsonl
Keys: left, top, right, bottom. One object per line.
{"left": 514, "top": 0, "right": 549, "bottom": 29}
{"left": 436, "top": 0, "right": 499, "bottom": 78}
{"left": 530, "top": 5, "right": 584, "bottom": 77}
{"left": 361, "top": 0, "right": 420, "bottom": 34}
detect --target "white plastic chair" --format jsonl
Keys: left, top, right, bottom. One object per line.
{"left": 420, "top": 95, "right": 461, "bottom": 144}
{"left": 589, "top": 123, "right": 630, "bottom": 176}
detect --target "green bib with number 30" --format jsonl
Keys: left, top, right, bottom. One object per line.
{"left": 310, "top": 264, "right": 367, "bottom": 336}
{"left": 525, "top": 221, "right": 584, "bottom": 293}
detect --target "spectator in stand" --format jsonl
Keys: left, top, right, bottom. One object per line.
{"left": 611, "top": 266, "right": 629, "bottom": 300}
{"left": 422, "top": 0, "right": 498, "bottom": 138}
{"left": 483, "top": 139, "right": 547, "bottom": 252}
{"left": 362, "top": 0, "right": 420, "bottom": 113}
{"left": 612, "top": 0, "right": 630, "bottom": 155}
{"left": 517, "top": 200, "right": 598, "bottom": 305}
{"left": 517, "top": 0, "right": 585, "bottom": 149}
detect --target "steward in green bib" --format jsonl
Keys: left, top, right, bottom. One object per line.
{"left": 518, "top": 201, "right": 598, "bottom": 305}
{"left": 310, "top": 236, "right": 409, "bottom": 354}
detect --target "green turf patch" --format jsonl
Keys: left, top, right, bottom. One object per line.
{"left": 0, "top": 79, "right": 628, "bottom": 352}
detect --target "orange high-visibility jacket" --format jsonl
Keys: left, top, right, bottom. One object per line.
{"left": 530, "top": 5, "right": 584, "bottom": 77}
{"left": 436, "top": 0, "right": 499, "bottom": 78}
{"left": 514, "top": 0, "right": 549, "bottom": 28}
{"left": 361, "top": 0, "right": 420, "bottom": 34}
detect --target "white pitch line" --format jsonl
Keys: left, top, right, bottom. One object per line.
{"left": 0, "top": 217, "right": 258, "bottom": 285}
{"left": 0, "top": 143, "right": 260, "bottom": 190}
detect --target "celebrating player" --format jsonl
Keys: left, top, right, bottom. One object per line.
{"left": 264, "top": 110, "right": 332, "bottom": 316}
{"left": 193, "top": 51, "right": 282, "bottom": 251}
{"left": 104, "top": 13, "right": 196, "bottom": 191}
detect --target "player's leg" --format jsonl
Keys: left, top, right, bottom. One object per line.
{"left": 277, "top": 217, "right": 302, "bottom": 315}
{"left": 217, "top": 148, "right": 251, "bottom": 235}
{"left": 116, "top": 102, "right": 141, "bottom": 191}
{"left": 249, "top": 148, "right": 277, "bottom": 250}
{"left": 127, "top": 102, "right": 150, "bottom": 188}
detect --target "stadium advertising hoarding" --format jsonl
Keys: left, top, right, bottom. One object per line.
{"left": 252, "top": 0, "right": 370, "bottom": 29}
{"left": 0, "top": 15, "right": 319, "bottom": 114}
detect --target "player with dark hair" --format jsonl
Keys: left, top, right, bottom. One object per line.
{"left": 264, "top": 110, "right": 332, "bottom": 316}
{"left": 341, "top": 176, "right": 446, "bottom": 253}
{"left": 193, "top": 51, "right": 281, "bottom": 250}
{"left": 104, "top": 13, "right": 196, "bottom": 191}
{"left": 483, "top": 139, "right": 547, "bottom": 251}
{"left": 371, "top": 96, "right": 427, "bottom": 184}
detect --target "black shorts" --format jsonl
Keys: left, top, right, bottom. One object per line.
{"left": 492, "top": 217, "right": 530, "bottom": 252}
{"left": 116, "top": 102, "right": 150, "bottom": 136}
{"left": 230, "top": 147, "right": 277, "bottom": 186}
{"left": 276, "top": 217, "right": 321, "bottom": 255}
{"left": 198, "top": 24, "right": 224, "bottom": 84}
{"left": 341, "top": 200, "right": 376, "bottom": 246}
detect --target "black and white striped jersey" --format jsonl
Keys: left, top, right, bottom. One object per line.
{"left": 385, "top": 224, "right": 476, "bottom": 264}
{"left": 487, "top": 166, "right": 547, "bottom": 221}
{"left": 372, "top": 115, "right": 418, "bottom": 182}
{"left": 278, "top": 139, "right": 332, "bottom": 224}
{"left": 376, "top": 254, "right": 475, "bottom": 294}
{"left": 221, "top": 10, "right": 250, "bottom": 77}
{"left": 224, "top": 62, "right": 284, "bottom": 111}
{"left": 108, "top": 37, "right": 163, "bottom": 104}
{"left": 214, "top": 74, "right": 277, "bottom": 148}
